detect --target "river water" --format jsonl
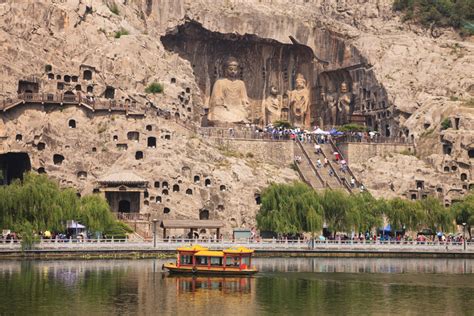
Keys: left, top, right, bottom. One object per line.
{"left": 0, "top": 258, "right": 473, "bottom": 315}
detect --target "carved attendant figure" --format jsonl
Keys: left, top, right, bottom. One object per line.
{"left": 209, "top": 57, "right": 250, "bottom": 123}
{"left": 338, "top": 82, "right": 352, "bottom": 124}
{"left": 288, "top": 73, "right": 310, "bottom": 128}
{"left": 263, "top": 85, "right": 282, "bottom": 125}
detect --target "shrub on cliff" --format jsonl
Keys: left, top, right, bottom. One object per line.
{"left": 145, "top": 82, "right": 164, "bottom": 94}
{"left": 393, "top": 0, "right": 474, "bottom": 36}
{"left": 114, "top": 28, "right": 129, "bottom": 39}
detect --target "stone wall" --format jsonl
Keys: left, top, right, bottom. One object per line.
{"left": 206, "top": 138, "right": 294, "bottom": 166}
{"left": 337, "top": 142, "right": 414, "bottom": 165}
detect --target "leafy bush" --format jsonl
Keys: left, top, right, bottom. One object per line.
{"left": 114, "top": 28, "right": 129, "bottom": 39}
{"left": 338, "top": 123, "right": 367, "bottom": 132}
{"left": 273, "top": 120, "right": 293, "bottom": 129}
{"left": 393, "top": 0, "right": 474, "bottom": 35}
{"left": 441, "top": 118, "right": 452, "bottom": 130}
{"left": 145, "top": 82, "right": 164, "bottom": 94}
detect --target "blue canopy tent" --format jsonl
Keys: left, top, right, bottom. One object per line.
{"left": 378, "top": 224, "right": 392, "bottom": 240}
{"left": 329, "top": 128, "right": 344, "bottom": 136}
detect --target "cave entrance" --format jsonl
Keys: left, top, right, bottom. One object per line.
{"left": 105, "top": 191, "right": 140, "bottom": 213}
{"left": 118, "top": 200, "right": 131, "bottom": 213}
{"left": 0, "top": 152, "right": 31, "bottom": 185}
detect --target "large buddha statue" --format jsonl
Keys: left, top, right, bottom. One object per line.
{"left": 262, "top": 85, "right": 282, "bottom": 125}
{"left": 288, "top": 73, "right": 310, "bottom": 128}
{"left": 209, "top": 57, "right": 250, "bottom": 124}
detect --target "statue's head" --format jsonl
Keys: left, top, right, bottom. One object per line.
{"left": 295, "top": 74, "right": 306, "bottom": 90}
{"left": 340, "top": 82, "right": 349, "bottom": 93}
{"left": 270, "top": 85, "right": 278, "bottom": 96}
{"left": 224, "top": 56, "right": 240, "bottom": 79}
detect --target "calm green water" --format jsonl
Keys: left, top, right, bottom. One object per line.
{"left": 0, "top": 258, "right": 473, "bottom": 315}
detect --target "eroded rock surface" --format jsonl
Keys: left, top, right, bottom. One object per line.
{"left": 0, "top": 0, "right": 473, "bottom": 233}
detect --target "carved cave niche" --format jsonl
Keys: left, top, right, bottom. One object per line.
{"left": 18, "top": 80, "right": 39, "bottom": 94}
{"left": 199, "top": 209, "right": 210, "bottom": 220}
{"left": 135, "top": 151, "right": 144, "bottom": 160}
{"left": 83, "top": 70, "right": 92, "bottom": 80}
{"left": 468, "top": 149, "right": 474, "bottom": 159}
{"left": 105, "top": 86, "right": 115, "bottom": 99}
{"left": 161, "top": 21, "right": 390, "bottom": 129}
{"left": 147, "top": 137, "right": 156, "bottom": 148}
{"left": 68, "top": 119, "right": 76, "bottom": 128}
{"left": 127, "top": 131, "right": 140, "bottom": 142}
{"left": 0, "top": 152, "right": 31, "bottom": 185}
{"left": 161, "top": 21, "right": 314, "bottom": 124}
{"left": 53, "top": 154, "right": 64, "bottom": 166}
{"left": 77, "top": 171, "right": 87, "bottom": 180}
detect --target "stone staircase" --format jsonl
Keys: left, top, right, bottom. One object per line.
{"left": 297, "top": 139, "right": 354, "bottom": 193}
{"left": 301, "top": 142, "right": 342, "bottom": 189}
{"left": 294, "top": 142, "right": 325, "bottom": 190}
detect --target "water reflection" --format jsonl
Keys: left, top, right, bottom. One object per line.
{"left": 170, "top": 275, "right": 252, "bottom": 294}
{"left": 0, "top": 258, "right": 473, "bottom": 315}
{"left": 256, "top": 257, "right": 474, "bottom": 274}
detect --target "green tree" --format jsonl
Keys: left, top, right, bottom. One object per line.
{"left": 418, "top": 197, "right": 453, "bottom": 233}
{"left": 451, "top": 194, "right": 474, "bottom": 239}
{"left": 320, "top": 190, "right": 357, "bottom": 236}
{"left": 384, "top": 197, "right": 425, "bottom": 232}
{"left": 256, "top": 182, "right": 323, "bottom": 235}
{"left": 351, "top": 192, "right": 384, "bottom": 233}
{"left": 0, "top": 172, "right": 131, "bottom": 241}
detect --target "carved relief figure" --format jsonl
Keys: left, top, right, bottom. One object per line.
{"left": 318, "top": 90, "right": 332, "bottom": 127}
{"left": 288, "top": 74, "right": 310, "bottom": 128}
{"left": 263, "top": 85, "right": 282, "bottom": 125}
{"left": 338, "top": 82, "right": 352, "bottom": 124}
{"left": 209, "top": 57, "right": 249, "bottom": 124}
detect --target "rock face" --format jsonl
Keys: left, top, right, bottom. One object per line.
{"left": 0, "top": 0, "right": 473, "bottom": 232}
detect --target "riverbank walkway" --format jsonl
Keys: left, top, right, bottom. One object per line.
{"left": 1, "top": 238, "right": 473, "bottom": 256}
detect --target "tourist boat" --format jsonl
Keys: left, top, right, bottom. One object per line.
{"left": 163, "top": 245, "right": 258, "bottom": 275}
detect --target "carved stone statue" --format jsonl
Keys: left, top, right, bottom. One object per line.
{"left": 320, "top": 90, "right": 335, "bottom": 127}
{"left": 263, "top": 85, "right": 282, "bottom": 125}
{"left": 325, "top": 90, "right": 338, "bottom": 126}
{"left": 288, "top": 74, "right": 310, "bottom": 128}
{"left": 209, "top": 57, "right": 249, "bottom": 124}
{"left": 338, "top": 82, "right": 352, "bottom": 124}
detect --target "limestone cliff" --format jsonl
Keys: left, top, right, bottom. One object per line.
{"left": 0, "top": 0, "right": 472, "bottom": 232}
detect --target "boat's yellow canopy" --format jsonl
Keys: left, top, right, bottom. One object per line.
{"left": 177, "top": 245, "right": 209, "bottom": 252}
{"left": 195, "top": 250, "right": 224, "bottom": 257}
{"left": 223, "top": 246, "right": 254, "bottom": 254}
